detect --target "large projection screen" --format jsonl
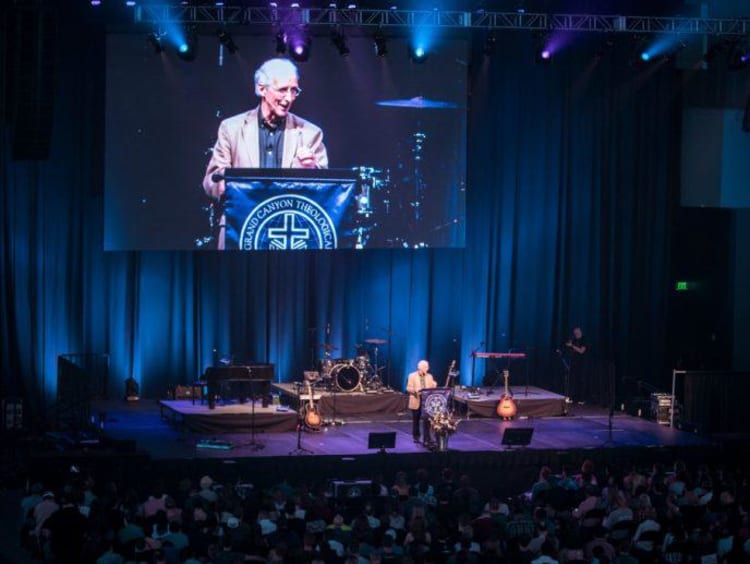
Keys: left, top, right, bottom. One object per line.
{"left": 104, "top": 34, "right": 468, "bottom": 250}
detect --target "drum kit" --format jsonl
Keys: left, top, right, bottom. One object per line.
{"left": 311, "top": 338, "right": 389, "bottom": 393}
{"left": 348, "top": 96, "right": 460, "bottom": 249}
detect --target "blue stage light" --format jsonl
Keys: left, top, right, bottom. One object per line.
{"left": 409, "top": 43, "right": 428, "bottom": 63}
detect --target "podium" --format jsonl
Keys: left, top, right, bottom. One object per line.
{"left": 420, "top": 388, "right": 453, "bottom": 419}
{"left": 222, "top": 168, "right": 361, "bottom": 250}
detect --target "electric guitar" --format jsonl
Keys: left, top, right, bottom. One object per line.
{"left": 496, "top": 369, "right": 518, "bottom": 420}
{"left": 303, "top": 381, "right": 322, "bottom": 429}
{"left": 444, "top": 360, "right": 458, "bottom": 388}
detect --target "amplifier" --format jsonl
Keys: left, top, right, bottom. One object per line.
{"left": 650, "top": 393, "right": 678, "bottom": 426}
{"left": 174, "top": 385, "right": 202, "bottom": 400}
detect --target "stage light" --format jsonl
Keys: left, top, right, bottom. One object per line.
{"left": 287, "top": 29, "right": 311, "bottom": 62}
{"left": 640, "top": 51, "right": 651, "bottom": 61}
{"left": 146, "top": 32, "right": 164, "bottom": 54}
{"left": 534, "top": 32, "right": 552, "bottom": 64}
{"left": 125, "top": 0, "right": 136, "bottom": 6}
{"left": 177, "top": 28, "right": 197, "bottom": 61}
{"left": 728, "top": 39, "right": 750, "bottom": 71}
{"left": 216, "top": 29, "right": 238, "bottom": 54}
{"left": 373, "top": 29, "right": 388, "bottom": 57}
{"left": 330, "top": 28, "right": 350, "bottom": 57}
{"left": 275, "top": 29, "right": 287, "bottom": 55}
{"left": 408, "top": 43, "right": 428, "bottom": 63}
{"left": 483, "top": 32, "right": 496, "bottom": 56}
{"left": 90, "top": 0, "right": 101, "bottom": 6}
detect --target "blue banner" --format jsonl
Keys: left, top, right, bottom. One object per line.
{"left": 224, "top": 176, "right": 358, "bottom": 250}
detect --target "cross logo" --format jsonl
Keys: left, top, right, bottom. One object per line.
{"left": 267, "top": 213, "right": 310, "bottom": 250}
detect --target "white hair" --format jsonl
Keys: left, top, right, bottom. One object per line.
{"left": 254, "top": 58, "right": 299, "bottom": 97}
{"left": 417, "top": 360, "right": 429, "bottom": 371}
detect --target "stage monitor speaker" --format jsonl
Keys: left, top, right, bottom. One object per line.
{"left": 501, "top": 427, "right": 534, "bottom": 446}
{"left": 367, "top": 431, "right": 396, "bottom": 451}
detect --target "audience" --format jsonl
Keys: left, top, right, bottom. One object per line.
{"left": 14, "top": 453, "right": 750, "bottom": 563}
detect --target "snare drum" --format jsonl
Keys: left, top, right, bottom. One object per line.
{"left": 331, "top": 363, "right": 362, "bottom": 392}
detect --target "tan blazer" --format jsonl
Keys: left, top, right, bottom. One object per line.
{"left": 406, "top": 371, "right": 437, "bottom": 411}
{"left": 201, "top": 107, "right": 328, "bottom": 248}
{"left": 202, "top": 107, "right": 328, "bottom": 198}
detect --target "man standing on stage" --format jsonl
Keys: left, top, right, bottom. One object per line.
{"left": 406, "top": 360, "right": 437, "bottom": 446}
{"left": 202, "top": 57, "right": 329, "bottom": 199}
{"left": 565, "top": 326, "right": 589, "bottom": 403}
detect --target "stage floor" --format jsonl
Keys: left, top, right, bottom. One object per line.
{"left": 99, "top": 399, "right": 711, "bottom": 461}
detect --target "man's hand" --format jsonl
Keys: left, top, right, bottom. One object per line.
{"left": 295, "top": 146, "right": 317, "bottom": 168}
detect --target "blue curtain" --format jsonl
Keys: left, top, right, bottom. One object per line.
{"left": 1, "top": 14, "right": 678, "bottom": 418}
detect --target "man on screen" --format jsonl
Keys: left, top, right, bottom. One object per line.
{"left": 202, "top": 57, "right": 328, "bottom": 199}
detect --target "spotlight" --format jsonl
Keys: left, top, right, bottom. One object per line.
{"left": 408, "top": 43, "right": 428, "bottom": 63}
{"left": 330, "top": 28, "right": 350, "bottom": 57}
{"left": 216, "top": 29, "right": 238, "bottom": 54}
{"left": 125, "top": 0, "right": 136, "bottom": 6}
{"left": 640, "top": 51, "right": 651, "bottom": 61}
{"left": 275, "top": 29, "right": 287, "bottom": 55}
{"left": 483, "top": 32, "right": 496, "bottom": 56}
{"left": 534, "top": 32, "right": 551, "bottom": 64}
{"left": 288, "top": 29, "right": 311, "bottom": 62}
{"left": 728, "top": 39, "right": 750, "bottom": 71}
{"left": 536, "top": 47, "right": 552, "bottom": 64}
{"left": 177, "top": 28, "right": 197, "bottom": 61}
{"left": 373, "top": 29, "right": 388, "bottom": 57}
{"left": 146, "top": 32, "right": 164, "bottom": 54}
{"left": 90, "top": 0, "right": 101, "bottom": 5}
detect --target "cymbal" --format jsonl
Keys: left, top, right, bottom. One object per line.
{"left": 365, "top": 338, "right": 387, "bottom": 345}
{"left": 317, "top": 344, "right": 339, "bottom": 351}
{"left": 376, "top": 96, "right": 459, "bottom": 109}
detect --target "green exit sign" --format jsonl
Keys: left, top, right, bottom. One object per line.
{"left": 675, "top": 281, "right": 689, "bottom": 291}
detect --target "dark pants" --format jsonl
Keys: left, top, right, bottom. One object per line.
{"left": 411, "top": 408, "right": 432, "bottom": 443}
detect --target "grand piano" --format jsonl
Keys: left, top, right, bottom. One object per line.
{"left": 204, "top": 364, "right": 274, "bottom": 409}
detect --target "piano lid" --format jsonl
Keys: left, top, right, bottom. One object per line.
{"left": 205, "top": 364, "right": 275, "bottom": 381}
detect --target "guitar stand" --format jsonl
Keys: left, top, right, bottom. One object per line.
{"left": 325, "top": 383, "right": 344, "bottom": 427}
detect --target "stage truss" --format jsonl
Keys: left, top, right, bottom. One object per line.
{"left": 134, "top": 5, "right": 750, "bottom": 36}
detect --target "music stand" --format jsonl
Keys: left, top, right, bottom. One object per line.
{"left": 501, "top": 427, "right": 534, "bottom": 449}
{"left": 367, "top": 431, "right": 396, "bottom": 454}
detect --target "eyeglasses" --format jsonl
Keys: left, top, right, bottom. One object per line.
{"left": 268, "top": 85, "right": 302, "bottom": 98}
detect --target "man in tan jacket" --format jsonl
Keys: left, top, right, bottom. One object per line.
{"left": 406, "top": 360, "right": 437, "bottom": 445}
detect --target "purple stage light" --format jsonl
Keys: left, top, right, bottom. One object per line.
{"left": 541, "top": 49, "right": 551, "bottom": 60}
{"left": 90, "top": 0, "right": 101, "bottom": 6}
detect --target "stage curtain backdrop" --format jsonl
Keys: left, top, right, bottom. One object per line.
{"left": 0, "top": 11, "right": 678, "bottom": 422}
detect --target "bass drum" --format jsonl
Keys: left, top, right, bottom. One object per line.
{"left": 331, "top": 363, "right": 362, "bottom": 392}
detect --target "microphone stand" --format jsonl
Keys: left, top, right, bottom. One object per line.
{"left": 289, "top": 382, "right": 313, "bottom": 455}
{"left": 246, "top": 367, "right": 264, "bottom": 451}
{"left": 556, "top": 349, "right": 571, "bottom": 416}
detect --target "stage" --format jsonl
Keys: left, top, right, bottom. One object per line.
{"left": 16, "top": 398, "right": 719, "bottom": 500}
{"left": 452, "top": 386, "right": 566, "bottom": 418}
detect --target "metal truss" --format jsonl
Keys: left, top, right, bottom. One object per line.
{"left": 135, "top": 5, "right": 750, "bottom": 36}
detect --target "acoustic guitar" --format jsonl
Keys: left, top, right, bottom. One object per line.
{"left": 303, "top": 380, "right": 322, "bottom": 429}
{"left": 496, "top": 369, "right": 518, "bottom": 420}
